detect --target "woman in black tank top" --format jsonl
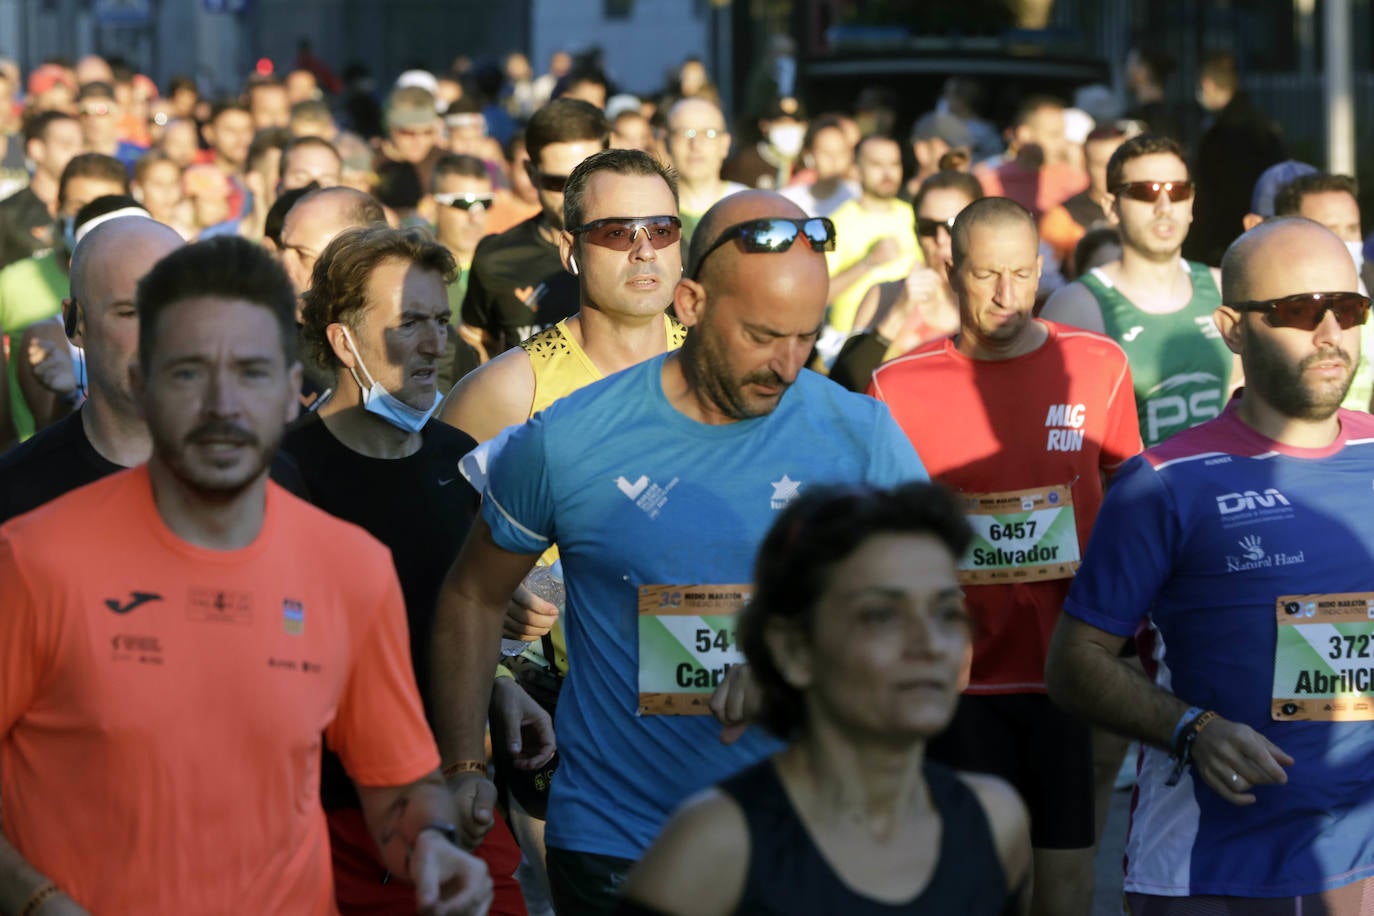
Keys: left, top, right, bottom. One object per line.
{"left": 620, "top": 483, "right": 1031, "bottom": 915}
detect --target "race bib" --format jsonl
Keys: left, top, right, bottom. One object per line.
{"left": 1272, "top": 592, "right": 1374, "bottom": 721}
{"left": 957, "top": 485, "right": 1080, "bottom": 585}
{"left": 638, "top": 584, "right": 749, "bottom": 715}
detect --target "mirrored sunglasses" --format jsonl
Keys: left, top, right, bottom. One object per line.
{"left": 568, "top": 215, "right": 682, "bottom": 251}
{"left": 435, "top": 193, "right": 494, "bottom": 212}
{"left": 692, "top": 217, "right": 836, "bottom": 279}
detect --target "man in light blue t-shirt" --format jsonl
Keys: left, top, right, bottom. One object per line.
{"left": 431, "top": 188, "right": 925, "bottom": 914}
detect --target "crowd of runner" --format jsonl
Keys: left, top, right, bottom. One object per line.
{"left": 0, "top": 36, "right": 1372, "bottom": 916}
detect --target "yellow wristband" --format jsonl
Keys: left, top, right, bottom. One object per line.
{"left": 442, "top": 759, "right": 487, "bottom": 780}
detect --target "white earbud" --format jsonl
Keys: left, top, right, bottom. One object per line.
{"left": 569, "top": 254, "right": 579, "bottom": 276}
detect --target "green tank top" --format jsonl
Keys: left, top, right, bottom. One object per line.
{"left": 1079, "top": 260, "right": 1231, "bottom": 447}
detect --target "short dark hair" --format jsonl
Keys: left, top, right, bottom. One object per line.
{"left": 209, "top": 99, "right": 251, "bottom": 124}
{"left": 563, "top": 148, "right": 679, "bottom": 232}
{"left": 950, "top": 196, "right": 1037, "bottom": 269}
{"left": 265, "top": 184, "right": 316, "bottom": 248}
{"left": 280, "top": 134, "right": 341, "bottom": 170}
{"left": 300, "top": 225, "right": 456, "bottom": 372}
{"left": 1273, "top": 173, "right": 1360, "bottom": 218}
{"left": 1015, "top": 93, "right": 1065, "bottom": 127}
{"left": 23, "top": 109, "right": 78, "bottom": 147}
{"left": 432, "top": 153, "right": 491, "bottom": 190}
{"left": 133, "top": 149, "right": 180, "bottom": 184}
{"left": 168, "top": 75, "right": 197, "bottom": 97}
{"left": 247, "top": 127, "right": 292, "bottom": 174}
{"left": 802, "top": 113, "right": 848, "bottom": 152}
{"left": 738, "top": 482, "right": 974, "bottom": 740}
{"left": 854, "top": 133, "right": 898, "bottom": 163}
{"left": 911, "top": 169, "right": 984, "bottom": 219}
{"left": 58, "top": 153, "right": 129, "bottom": 209}
{"left": 1200, "top": 50, "right": 1238, "bottom": 92}
{"left": 1105, "top": 133, "right": 1188, "bottom": 193}
{"left": 1131, "top": 48, "right": 1174, "bottom": 86}
{"left": 289, "top": 99, "right": 333, "bottom": 126}
{"left": 136, "top": 236, "right": 298, "bottom": 370}
{"left": 524, "top": 98, "right": 608, "bottom": 167}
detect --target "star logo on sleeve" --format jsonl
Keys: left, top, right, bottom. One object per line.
{"left": 770, "top": 474, "right": 802, "bottom": 510}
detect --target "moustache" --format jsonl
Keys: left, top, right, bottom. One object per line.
{"left": 187, "top": 421, "right": 256, "bottom": 447}
{"left": 1302, "top": 347, "right": 1353, "bottom": 371}
{"left": 742, "top": 369, "right": 788, "bottom": 388}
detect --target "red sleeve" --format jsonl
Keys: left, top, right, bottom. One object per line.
{"left": 1100, "top": 349, "right": 1144, "bottom": 474}
{"left": 326, "top": 555, "right": 440, "bottom": 787}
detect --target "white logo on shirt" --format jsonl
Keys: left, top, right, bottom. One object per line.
{"left": 1044, "top": 403, "right": 1086, "bottom": 452}
{"left": 616, "top": 474, "right": 679, "bottom": 519}
{"left": 1224, "top": 534, "right": 1305, "bottom": 572}
{"left": 770, "top": 474, "right": 801, "bottom": 510}
{"left": 1194, "top": 316, "right": 1222, "bottom": 339}
{"left": 1122, "top": 326, "right": 1145, "bottom": 342}
{"left": 617, "top": 475, "right": 649, "bottom": 500}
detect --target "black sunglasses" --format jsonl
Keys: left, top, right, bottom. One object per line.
{"left": 1111, "top": 180, "right": 1195, "bottom": 203}
{"left": 916, "top": 216, "right": 957, "bottom": 238}
{"left": 692, "top": 217, "right": 835, "bottom": 279}
{"left": 1232, "top": 291, "right": 1370, "bottom": 331}
{"left": 568, "top": 216, "right": 682, "bottom": 251}
{"left": 526, "top": 162, "right": 570, "bottom": 193}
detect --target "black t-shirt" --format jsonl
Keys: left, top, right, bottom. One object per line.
{"left": 278, "top": 411, "right": 480, "bottom": 808}
{"left": 0, "top": 186, "right": 52, "bottom": 270}
{"left": 0, "top": 408, "right": 309, "bottom": 526}
{"left": 460, "top": 213, "right": 578, "bottom": 352}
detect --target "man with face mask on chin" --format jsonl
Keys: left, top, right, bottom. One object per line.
{"left": 722, "top": 96, "right": 807, "bottom": 192}
{"left": 283, "top": 225, "right": 542, "bottom": 916}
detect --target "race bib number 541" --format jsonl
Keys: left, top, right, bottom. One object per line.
{"left": 638, "top": 584, "right": 749, "bottom": 715}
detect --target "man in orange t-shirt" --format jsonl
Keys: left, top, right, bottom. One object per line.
{"left": 0, "top": 236, "right": 491, "bottom": 916}
{"left": 868, "top": 197, "right": 1140, "bottom": 916}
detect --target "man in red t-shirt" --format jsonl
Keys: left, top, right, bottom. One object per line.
{"left": 0, "top": 236, "right": 491, "bottom": 916}
{"left": 868, "top": 197, "right": 1141, "bottom": 916}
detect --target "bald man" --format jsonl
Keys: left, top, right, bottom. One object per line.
{"left": 664, "top": 97, "right": 747, "bottom": 245}
{"left": 0, "top": 215, "right": 183, "bottom": 522}
{"left": 1047, "top": 218, "right": 1374, "bottom": 914}
{"left": 431, "top": 190, "right": 925, "bottom": 914}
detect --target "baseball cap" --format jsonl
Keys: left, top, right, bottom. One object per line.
{"left": 387, "top": 86, "right": 439, "bottom": 129}
{"left": 28, "top": 63, "right": 75, "bottom": 98}
{"left": 1251, "top": 160, "right": 1319, "bottom": 217}
{"left": 394, "top": 69, "right": 439, "bottom": 97}
{"left": 910, "top": 110, "right": 972, "bottom": 149}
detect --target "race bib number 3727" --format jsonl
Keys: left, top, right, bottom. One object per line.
{"left": 1272, "top": 592, "right": 1374, "bottom": 721}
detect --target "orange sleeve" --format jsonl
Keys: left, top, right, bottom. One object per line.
{"left": 325, "top": 555, "right": 441, "bottom": 788}
{"left": 1100, "top": 349, "right": 1144, "bottom": 473}
{"left": 1039, "top": 206, "right": 1085, "bottom": 266}
{"left": 0, "top": 531, "right": 52, "bottom": 740}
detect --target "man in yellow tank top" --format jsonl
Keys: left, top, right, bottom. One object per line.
{"left": 436, "top": 147, "right": 685, "bottom": 908}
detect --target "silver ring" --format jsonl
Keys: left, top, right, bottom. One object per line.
{"left": 1230, "top": 772, "right": 1241, "bottom": 785}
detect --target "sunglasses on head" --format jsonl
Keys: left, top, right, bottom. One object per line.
{"left": 569, "top": 215, "right": 682, "bottom": 251}
{"left": 435, "top": 192, "right": 494, "bottom": 212}
{"left": 916, "top": 216, "right": 957, "bottom": 238}
{"left": 1112, "top": 180, "right": 1195, "bottom": 203}
{"left": 692, "top": 217, "right": 836, "bottom": 279}
{"left": 1232, "top": 291, "right": 1370, "bottom": 331}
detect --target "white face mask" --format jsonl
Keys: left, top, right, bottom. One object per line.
{"left": 341, "top": 327, "right": 440, "bottom": 433}
{"left": 768, "top": 123, "right": 805, "bottom": 159}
